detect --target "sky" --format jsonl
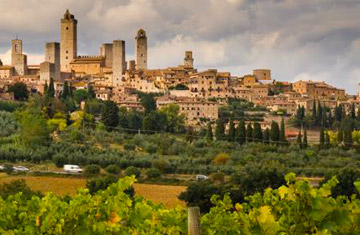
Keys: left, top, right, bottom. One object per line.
{"left": 0, "top": 0, "right": 360, "bottom": 94}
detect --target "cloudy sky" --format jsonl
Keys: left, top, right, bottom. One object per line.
{"left": 1, "top": 0, "right": 360, "bottom": 93}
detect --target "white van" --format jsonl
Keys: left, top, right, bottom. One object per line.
{"left": 196, "top": 174, "right": 209, "bottom": 181}
{"left": 64, "top": 164, "right": 82, "bottom": 173}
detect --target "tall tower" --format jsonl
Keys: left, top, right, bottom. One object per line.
{"left": 135, "top": 29, "right": 147, "bottom": 70}
{"left": 11, "top": 39, "right": 27, "bottom": 76}
{"left": 112, "top": 40, "right": 126, "bottom": 86}
{"left": 45, "top": 42, "right": 60, "bottom": 81}
{"left": 184, "top": 51, "right": 194, "bottom": 68}
{"left": 11, "top": 39, "right": 22, "bottom": 66}
{"left": 60, "top": 9, "right": 77, "bottom": 72}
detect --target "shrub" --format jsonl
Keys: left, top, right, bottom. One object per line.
{"left": 146, "top": 168, "right": 162, "bottom": 179}
{"left": 124, "top": 144, "right": 136, "bottom": 151}
{"left": 105, "top": 164, "right": 121, "bottom": 175}
{"left": 152, "top": 159, "right": 170, "bottom": 173}
{"left": 124, "top": 166, "right": 141, "bottom": 178}
{"left": 84, "top": 164, "right": 101, "bottom": 177}
{"left": 3, "top": 163, "right": 14, "bottom": 174}
{"left": 0, "top": 179, "right": 42, "bottom": 200}
{"left": 210, "top": 171, "right": 225, "bottom": 184}
{"left": 213, "top": 153, "right": 230, "bottom": 165}
{"left": 53, "top": 153, "right": 67, "bottom": 167}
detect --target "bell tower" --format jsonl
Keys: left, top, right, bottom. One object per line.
{"left": 135, "top": 29, "right": 147, "bottom": 70}
{"left": 60, "top": 9, "right": 77, "bottom": 72}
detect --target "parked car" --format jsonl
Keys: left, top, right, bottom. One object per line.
{"left": 64, "top": 164, "right": 82, "bottom": 173}
{"left": 13, "top": 166, "right": 29, "bottom": 172}
{"left": 0, "top": 165, "right": 4, "bottom": 171}
{"left": 196, "top": 174, "right": 209, "bottom": 181}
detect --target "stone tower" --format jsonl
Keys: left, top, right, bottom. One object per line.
{"left": 45, "top": 42, "right": 60, "bottom": 81}
{"left": 11, "top": 39, "right": 22, "bottom": 66}
{"left": 60, "top": 9, "right": 77, "bottom": 72}
{"left": 11, "top": 39, "right": 27, "bottom": 76}
{"left": 112, "top": 40, "right": 126, "bottom": 86}
{"left": 100, "top": 43, "right": 113, "bottom": 68}
{"left": 184, "top": 51, "right": 194, "bottom": 68}
{"left": 135, "top": 29, "right": 147, "bottom": 70}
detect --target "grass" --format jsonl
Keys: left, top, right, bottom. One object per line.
{"left": 0, "top": 174, "right": 186, "bottom": 208}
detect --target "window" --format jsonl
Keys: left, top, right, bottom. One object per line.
{"left": 66, "top": 56, "right": 68, "bottom": 59}
{"left": 66, "top": 27, "right": 69, "bottom": 30}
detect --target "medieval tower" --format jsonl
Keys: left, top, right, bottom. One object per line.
{"left": 135, "top": 29, "right": 147, "bottom": 70}
{"left": 184, "top": 51, "right": 194, "bottom": 68}
{"left": 11, "top": 39, "right": 27, "bottom": 76}
{"left": 112, "top": 40, "right": 126, "bottom": 86}
{"left": 60, "top": 9, "right": 77, "bottom": 72}
{"left": 45, "top": 42, "right": 60, "bottom": 81}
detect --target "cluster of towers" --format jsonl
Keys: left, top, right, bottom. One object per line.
{"left": 37, "top": 9, "right": 148, "bottom": 86}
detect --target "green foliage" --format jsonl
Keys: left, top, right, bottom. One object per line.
{"left": 0, "top": 100, "right": 23, "bottom": 112}
{"left": 324, "top": 167, "right": 360, "bottom": 198}
{"left": 101, "top": 101, "right": 119, "bottom": 131}
{"left": 47, "top": 77, "right": 55, "bottom": 98}
{"left": 0, "top": 176, "right": 187, "bottom": 234}
{"left": 235, "top": 120, "right": 246, "bottom": 145}
{"left": 270, "top": 121, "right": 280, "bottom": 143}
{"left": 215, "top": 119, "right": 225, "bottom": 141}
{"left": 0, "top": 111, "right": 18, "bottom": 137}
{"left": 73, "top": 89, "right": 88, "bottom": 104}
{"left": 159, "top": 104, "right": 185, "bottom": 132}
{"left": 228, "top": 119, "right": 236, "bottom": 142}
{"left": 87, "top": 85, "right": 96, "bottom": 99}
{"left": 138, "top": 92, "right": 157, "bottom": 113}
{"left": 253, "top": 122, "right": 262, "bottom": 142}
{"left": 105, "top": 164, "right": 121, "bottom": 175}
{"left": 0, "top": 179, "right": 42, "bottom": 200}
{"left": 8, "top": 82, "right": 29, "bottom": 100}
{"left": 84, "top": 164, "right": 101, "bottom": 177}
{"left": 124, "top": 166, "right": 141, "bottom": 178}
{"left": 206, "top": 123, "right": 213, "bottom": 142}
{"left": 146, "top": 168, "right": 162, "bottom": 179}
{"left": 18, "top": 111, "right": 49, "bottom": 147}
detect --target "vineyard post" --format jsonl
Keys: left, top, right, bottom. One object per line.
{"left": 188, "top": 207, "right": 201, "bottom": 235}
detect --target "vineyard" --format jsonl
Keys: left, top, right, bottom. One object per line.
{"left": 2, "top": 175, "right": 360, "bottom": 234}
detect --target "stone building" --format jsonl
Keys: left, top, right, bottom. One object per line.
{"left": 99, "top": 43, "right": 113, "bottom": 68}
{"left": 184, "top": 51, "right": 194, "bottom": 69}
{"left": 11, "top": 39, "right": 27, "bottom": 76}
{"left": 112, "top": 40, "right": 126, "bottom": 86}
{"left": 253, "top": 69, "right": 271, "bottom": 81}
{"left": 156, "top": 95, "right": 219, "bottom": 125}
{"left": 70, "top": 56, "right": 105, "bottom": 77}
{"left": 45, "top": 42, "right": 60, "bottom": 81}
{"left": 135, "top": 29, "right": 147, "bottom": 70}
{"left": 293, "top": 80, "right": 346, "bottom": 100}
{"left": 60, "top": 9, "right": 77, "bottom": 72}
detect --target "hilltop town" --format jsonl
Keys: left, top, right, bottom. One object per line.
{"left": 0, "top": 9, "right": 357, "bottom": 128}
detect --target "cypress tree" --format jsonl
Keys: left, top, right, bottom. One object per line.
{"left": 235, "top": 120, "right": 246, "bottom": 145}
{"left": 297, "top": 131, "right": 302, "bottom": 149}
{"left": 337, "top": 130, "right": 343, "bottom": 145}
{"left": 206, "top": 123, "right": 213, "bottom": 142}
{"left": 101, "top": 100, "right": 119, "bottom": 131}
{"left": 215, "top": 119, "right": 225, "bottom": 141}
{"left": 312, "top": 100, "right": 317, "bottom": 119}
{"left": 322, "top": 109, "right": 327, "bottom": 128}
{"left": 317, "top": 101, "right": 323, "bottom": 127}
{"left": 351, "top": 103, "right": 356, "bottom": 120}
{"left": 303, "top": 130, "right": 308, "bottom": 148}
{"left": 335, "top": 104, "right": 342, "bottom": 122}
{"left": 263, "top": 128, "right": 270, "bottom": 144}
{"left": 279, "top": 118, "right": 286, "bottom": 144}
{"left": 328, "top": 110, "right": 333, "bottom": 128}
{"left": 357, "top": 107, "right": 360, "bottom": 121}
{"left": 47, "top": 77, "right": 55, "bottom": 98}
{"left": 270, "top": 121, "right": 280, "bottom": 144}
{"left": 228, "top": 119, "right": 236, "bottom": 142}
{"left": 253, "top": 122, "right": 263, "bottom": 142}
{"left": 62, "top": 81, "right": 69, "bottom": 100}
{"left": 186, "top": 126, "right": 194, "bottom": 143}
{"left": 324, "top": 131, "right": 331, "bottom": 148}
{"left": 88, "top": 85, "right": 96, "bottom": 99}
{"left": 344, "top": 128, "right": 353, "bottom": 150}
{"left": 246, "top": 123, "right": 253, "bottom": 142}
{"left": 44, "top": 82, "right": 48, "bottom": 95}
{"left": 319, "top": 128, "right": 325, "bottom": 149}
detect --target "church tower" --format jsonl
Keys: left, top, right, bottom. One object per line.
{"left": 184, "top": 51, "right": 194, "bottom": 68}
{"left": 135, "top": 29, "right": 147, "bottom": 70}
{"left": 60, "top": 9, "right": 77, "bottom": 72}
{"left": 11, "top": 39, "right": 22, "bottom": 66}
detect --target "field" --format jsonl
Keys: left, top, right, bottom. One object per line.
{"left": 0, "top": 173, "right": 186, "bottom": 208}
